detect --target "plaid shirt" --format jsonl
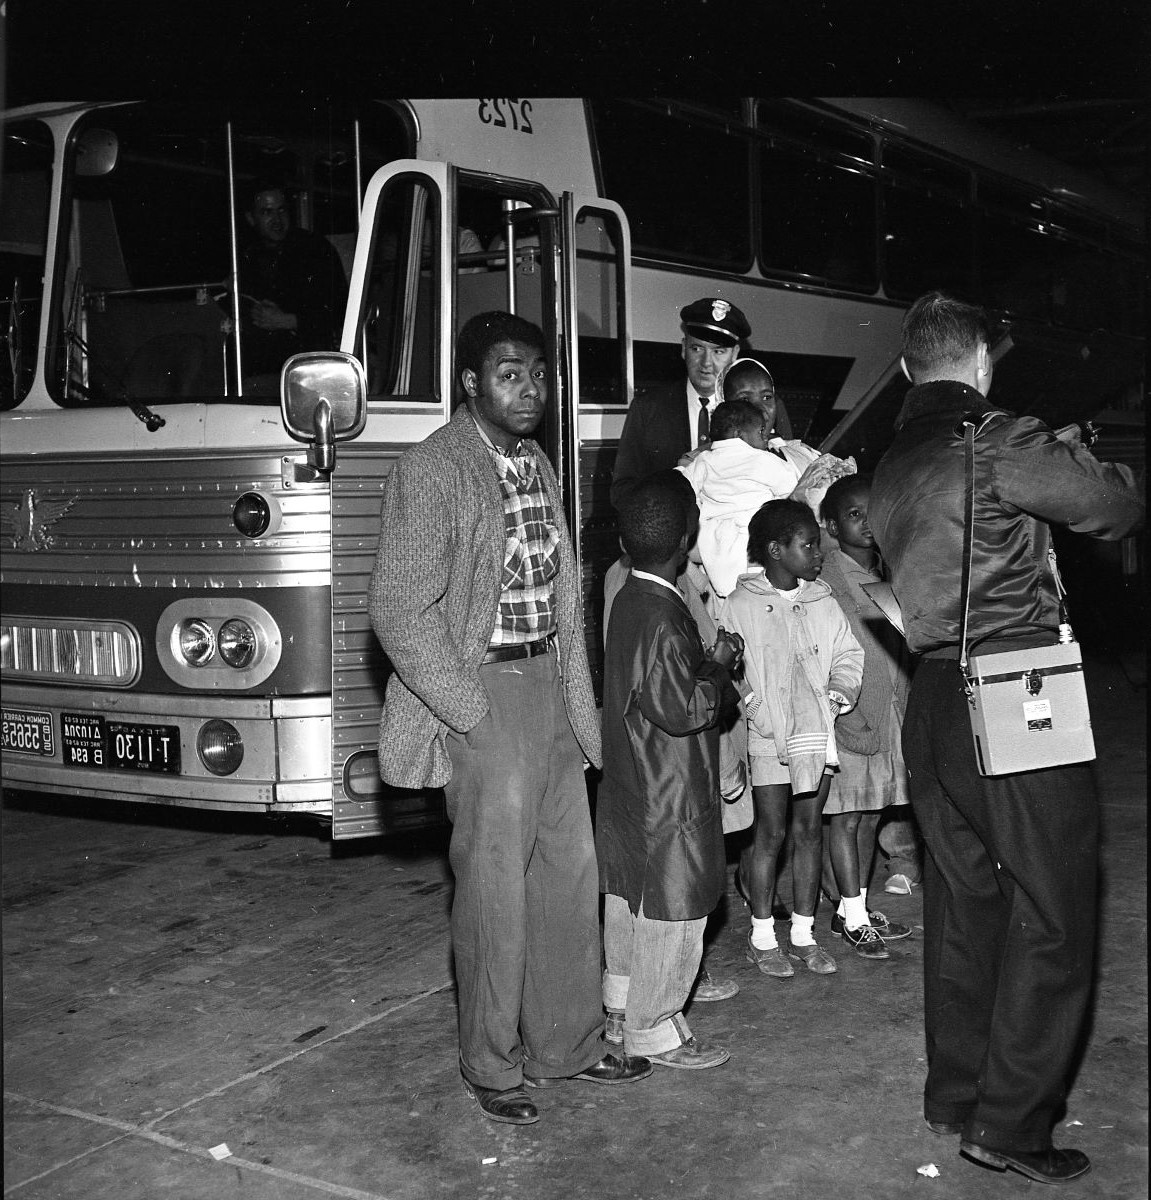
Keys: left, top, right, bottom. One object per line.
{"left": 475, "top": 420, "right": 561, "bottom": 646}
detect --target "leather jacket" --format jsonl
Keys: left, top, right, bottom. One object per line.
{"left": 870, "top": 381, "right": 1144, "bottom": 657}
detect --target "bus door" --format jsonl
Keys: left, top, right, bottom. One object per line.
{"left": 560, "top": 194, "right": 634, "bottom": 693}
{"left": 326, "top": 163, "right": 634, "bottom": 838}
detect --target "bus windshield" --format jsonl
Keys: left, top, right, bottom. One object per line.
{"left": 1, "top": 119, "right": 53, "bottom": 411}
{"left": 47, "top": 104, "right": 410, "bottom": 409}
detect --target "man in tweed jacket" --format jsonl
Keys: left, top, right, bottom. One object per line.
{"left": 369, "top": 312, "right": 651, "bottom": 1126}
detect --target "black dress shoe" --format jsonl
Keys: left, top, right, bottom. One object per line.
{"left": 960, "top": 1141, "right": 1091, "bottom": 1183}
{"left": 926, "top": 1120, "right": 963, "bottom": 1136}
{"left": 525, "top": 1052, "right": 653, "bottom": 1088}
{"left": 462, "top": 1079, "right": 539, "bottom": 1124}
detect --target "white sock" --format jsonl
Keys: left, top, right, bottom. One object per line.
{"left": 842, "top": 893, "right": 869, "bottom": 930}
{"left": 750, "top": 916, "right": 778, "bottom": 950}
{"left": 860, "top": 886, "right": 869, "bottom": 913}
{"left": 790, "top": 912, "right": 815, "bottom": 947}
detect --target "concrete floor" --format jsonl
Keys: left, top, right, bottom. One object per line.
{"left": 3, "top": 647, "right": 1146, "bottom": 1200}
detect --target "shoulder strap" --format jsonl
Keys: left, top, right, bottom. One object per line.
{"left": 958, "top": 420, "right": 976, "bottom": 677}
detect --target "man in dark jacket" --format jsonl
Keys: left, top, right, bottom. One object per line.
{"left": 870, "top": 291, "right": 1144, "bottom": 1184}
{"left": 598, "top": 474, "right": 743, "bottom": 1070}
{"left": 239, "top": 184, "right": 347, "bottom": 390}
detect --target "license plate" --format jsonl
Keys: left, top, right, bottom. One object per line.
{"left": 2, "top": 708, "right": 55, "bottom": 757}
{"left": 62, "top": 713, "right": 181, "bottom": 774}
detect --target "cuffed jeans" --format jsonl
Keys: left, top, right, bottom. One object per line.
{"left": 444, "top": 650, "right": 605, "bottom": 1091}
{"left": 904, "top": 658, "right": 1098, "bottom": 1152}
{"left": 602, "top": 893, "right": 704, "bottom": 1056}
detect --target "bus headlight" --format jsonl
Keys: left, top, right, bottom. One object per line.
{"left": 179, "top": 619, "right": 216, "bottom": 666}
{"left": 198, "top": 720, "right": 244, "bottom": 775}
{"left": 217, "top": 619, "right": 257, "bottom": 669}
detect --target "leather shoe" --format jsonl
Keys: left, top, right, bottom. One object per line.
{"left": 841, "top": 923, "right": 890, "bottom": 960}
{"left": 462, "top": 1079, "right": 538, "bottom": 1125}
{"left": 831, "top": 910, "right": 911, "bottom": 941}
{"left": 649, "top": 1036, "right": 730, "bottom": 1070}
{"left": 787, "top": 940, "right": 837, "bottom": 974}
{"left": 926, "top": 1120, "right": 964, "bottom": 1136}
{"left": 960, "top": 1141, "right": 1091, "bottom": 1183}
{"left": 525, "top": 1052, "right": 653, "bottom": 1089}
{"left": 692, "top": 966, "right": 739, "bottom": 1002}
{"left": 746, "top": 932, "right": 794, "bottom": 978}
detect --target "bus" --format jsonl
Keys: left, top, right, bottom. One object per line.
{"left": 2, "top": 98, "right": 1144, "bottom": 838}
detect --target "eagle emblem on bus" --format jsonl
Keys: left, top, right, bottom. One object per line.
{"left": 1, "top": 489, "right": 77, "bottom": 551}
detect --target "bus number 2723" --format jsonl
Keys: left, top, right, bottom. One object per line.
{"left": 477, "top": 99, "right": 533, "bottom": 134}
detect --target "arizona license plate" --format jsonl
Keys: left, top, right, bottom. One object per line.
{"left": 61, "top": 713, "right": 181, "bottom": 774}
{"left": 2, "top": 708, "right": 55, "bottom": 756}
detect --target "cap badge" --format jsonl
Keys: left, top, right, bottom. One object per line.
{"left": 711, "top": 300, "right": 731, "bottom": 323}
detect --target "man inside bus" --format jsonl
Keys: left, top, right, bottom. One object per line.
{"left": 369, "top": 311, "right": 652, "bottom": 1127}
{"left": 236, "top": 182, "right": 347, "bottom": 393}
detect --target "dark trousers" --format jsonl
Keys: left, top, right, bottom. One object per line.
{"left": 443, "top": 650, "right": 605, "bottom": 1091}
{"left": 903, "top": 658, "right": 1098, "bottom": 1152}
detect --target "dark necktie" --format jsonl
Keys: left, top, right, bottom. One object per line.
{"left": 769, "top": 444, "right": 787, "bottom": 460}
{"left": 697, "top": 395, "right": 710, "bottom": 445}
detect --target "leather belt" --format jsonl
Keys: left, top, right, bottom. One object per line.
{"left": 481, "top": 634, "right": 556, "bottom": 665}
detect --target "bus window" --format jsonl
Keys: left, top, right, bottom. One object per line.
{"left": 53, "top": 107, "right": 233, "bottom": 407}
{"left": 590, "top": 100, "right": 751, "bottom": 271}
{"left": 881, "top": 144, "right": 973, "bottom": 300}
{"left": 976, "top": 182, "right": 1053, "bottom": 321}
{"left": 574, "top": 207, "right": 627, "bottom": 406}
{"left": 755, "top": 102, "right": 877, "bottom": 291}
{"left": 360, "top": 177, "right": 442, "bottom": 400}
{"left": 1, "top": 119, "right": 52, "bottom": 410}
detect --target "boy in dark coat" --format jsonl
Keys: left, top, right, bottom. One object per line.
{"left": 597, "top": 473, "right": 743, "bottom": 1069}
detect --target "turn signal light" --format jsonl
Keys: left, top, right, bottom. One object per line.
{"left": 233, "top": 492, "right": 272, "bottom": 538}
{"left": 197, "top": 720, "right": 244, "bottom": 776}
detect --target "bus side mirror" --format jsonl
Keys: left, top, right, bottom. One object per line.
{"left": 280, "top": 352, "right": 367, "bottom": 473}
{"left": 75, "top": 128, "right": 119, "bottom": 177}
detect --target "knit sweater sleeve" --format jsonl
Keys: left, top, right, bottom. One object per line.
{"left": 368, "top": 446, "right": 489, "bottom": 733}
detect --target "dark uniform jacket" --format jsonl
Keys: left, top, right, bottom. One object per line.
{"left": 596, "top": 573, "right": 733, "bottom": 921}
{"left": 870, "top": 380, "right": 1144, "bottom": 657}
{"left": 610, "top": 380, "right": 693, "bottom": 512}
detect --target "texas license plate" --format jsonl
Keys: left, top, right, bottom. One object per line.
{"left": 61, "top": 713, "right": 181, "bottom": 774}
{"left": 2, "top": 708, "right": 55, "bottom": 756}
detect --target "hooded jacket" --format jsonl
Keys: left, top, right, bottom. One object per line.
{"left": 869, "top": 381, "right": 1144, "bottom": 657}
{"left": 720, "top": 570, "right": 863, "bottom": 791}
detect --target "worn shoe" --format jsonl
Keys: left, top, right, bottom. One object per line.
{"left": 884, "top": 873, "right": 918, "bottom": 895}
{"left": 865, "top": 909, "right": 912, "bottom": 940}
{"left": 960, "top": 1141, "right": 1091, "bottom": 1183}
{"left": 604, "top": 1009, "right": 624, "bottom": 1046}
{"left": 831, "top": 910, "right": 911, "bottom": 941}
{"left": 926, "top": 1120, "right": 964, "bottom": 1136}
{"left": 841, "top": 923, "right": 890, "bottom": 959}
{"left": 649, "top": 1037, "right": 730, "bottom": 1070}
{"left": 462, "top": 1079, "right": 539, "bottom": 1125}
{"left": 787, "top": 940, "right": 837, "bottom": 974}
{"left": 746, "top": 932, "right": 794, "bottom": 978}
{"left": 692, "top": 966, "right": 740, "bottom": 1001}
{"left": 524, "top": 1051, "right": 653, "bottom": 1089}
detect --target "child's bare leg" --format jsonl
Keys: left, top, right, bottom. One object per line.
{"left": 855, "top": 810, "right": 882, "bottom": 894}
{"left": 790, "top": 776, "right": 831, "bottom": 918}
{"left": 829, "top": 809, "right": 863, "bottom": 901}
{"left": 741, "top": 784, "right": 790, "bottom": 920}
